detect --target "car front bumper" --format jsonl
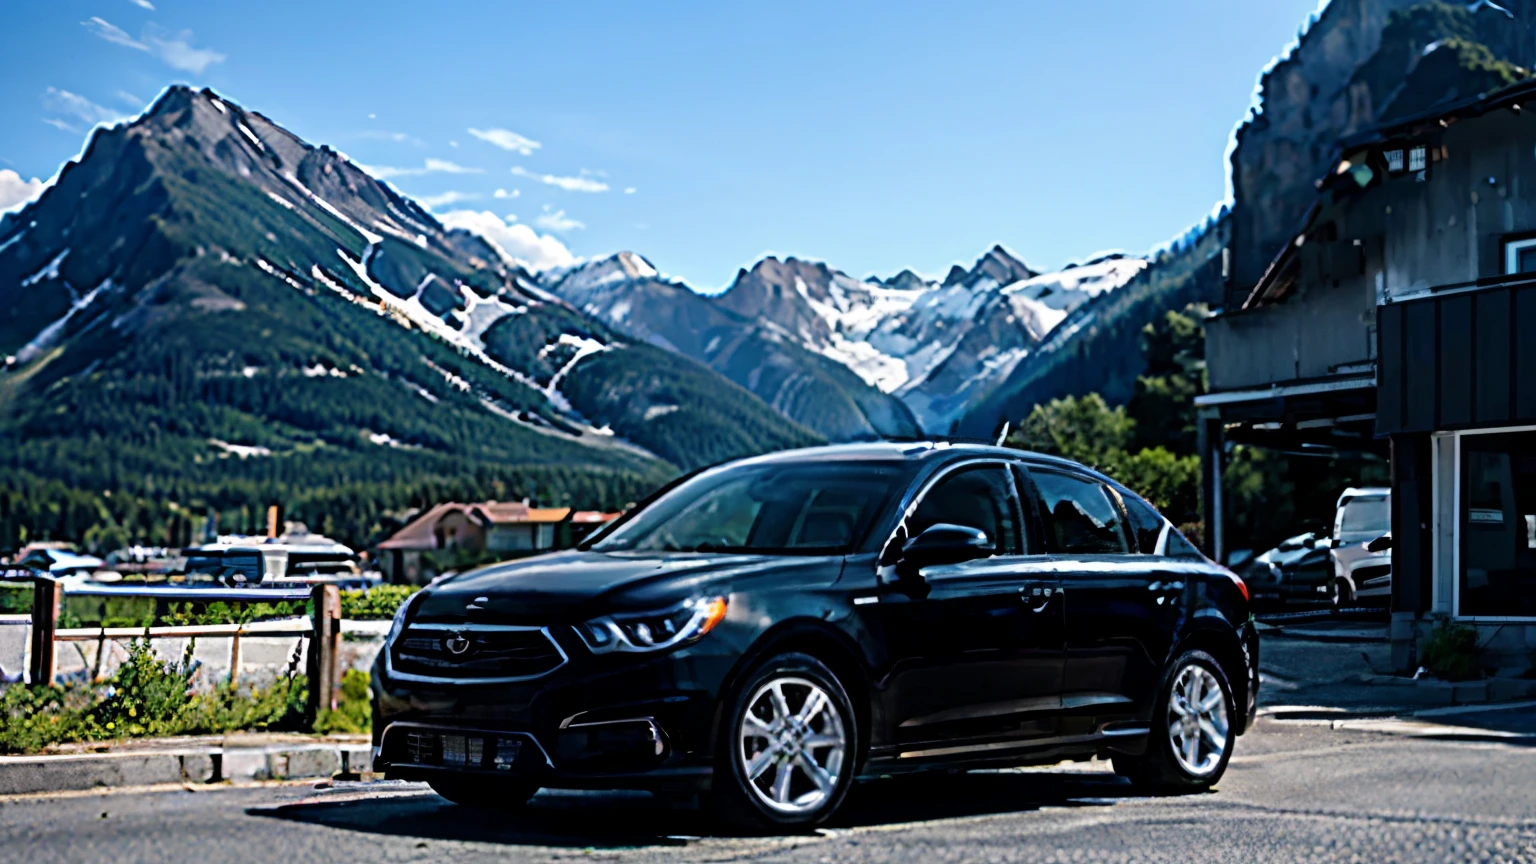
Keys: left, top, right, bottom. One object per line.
{"left": 370, "top": 627, "right": 739, "bottom": 792}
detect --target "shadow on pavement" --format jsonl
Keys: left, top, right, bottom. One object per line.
{"left": 246, "top": 769, "right": 1139, "bottom": 848}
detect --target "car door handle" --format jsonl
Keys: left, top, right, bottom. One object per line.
{"left": 1020, "top": 584, "right": 1060, "bottom": 612}
{"left": 1149, "top": 580, "right": 1184, "bottom": 605}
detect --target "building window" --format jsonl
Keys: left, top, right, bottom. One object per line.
{"left": 1408, "top": 145, "right": 1427, "bottom": 172}
{"left": 1457, "top": 429, "right": 1536, "bottom": 618}
{"left": 1384, "top": 149, "right": 1405, "bottom": 172}
{"left": 1505, "top": 237, "right": 1536, "bottom": 275}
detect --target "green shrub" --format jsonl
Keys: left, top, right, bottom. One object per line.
{"left": 314, "top": 669, "right": 372, "bottom": 735}
{"left": 0, "top": 637, "right": 312, "bottom": 753}
{"left": 1421, "top": 621, "right": 1481, "bottom": 681}
{"left": 0, "top": 582, "right": 31, "bottom": 615}
{"left": 340, "top": 585, "right": 418, "bottom": 620}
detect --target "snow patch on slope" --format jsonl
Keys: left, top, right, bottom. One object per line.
{"left": 17, "top": 278, "right": 109, "bottom": 363}
{"left": 21, "top": 249, "right": 69, "bottom": 286}
{"left": 1000, "top": 257, "right": 1147, "bottom": 339}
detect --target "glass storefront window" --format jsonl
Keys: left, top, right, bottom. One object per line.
{"left": 1460, "top": 430, "right": 1536, "bottom": 617}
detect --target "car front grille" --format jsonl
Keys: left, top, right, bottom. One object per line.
{"left": 383, "top": 726, "right": 546, "bottom": 773}
{"left": 390, "top": 624, "right": 566, "bottom": 681}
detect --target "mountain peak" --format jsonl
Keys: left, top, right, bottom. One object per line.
{"left": 941, "top": 244, "right": 1036, "bottom": 290}
{"left": 545, "top": 251, "right": 659, "bottom": 295}
{"left": 880, "top": 269, "right": 932, "bottom": 292}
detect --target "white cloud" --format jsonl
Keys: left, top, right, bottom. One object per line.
{"left": 142, "top": 27, "right": 226, "bottom": 74}
{"left": 361, "top": 158, "right": 484, "bottom": 179}
{"left": 82, "top": 17, "right": 224, "bottom": 74}
{"left": 449, "top": 140, "right": 459, "bottom": 148}
{"left": 128, "top": 0, "right": 155, "bottom": 9}
{"left": 624, "top": 187, "right": 637, "bottom": 195}
{"left": 493, "top": 188, "right": 520, "bottom": 199}
{"left": 82, "top": 16, "right": 143, "bottom": 48}
{"left": 424, "top": 158, "right": 480, "bottom": 174}
{"left": 44, "top": 87, "right": 128, "bottom": 129}
{"left": 437, "top": 209, "right": 576, "bottom": 271}
{"left": 0, "top": 170, "right": 46, "bottom": 213}
{"left": 536, "top": 206, "right": 584, "bottom": 232}
{"left": 510, "top": 165, "right": 609, "bottom": 193}
{"left": 467, "top": 128, "right": 541, "bottom": 155}
{"left": 115, "top": 89, "right": 144, "bottom": 107}
{"left": 357, "top": 129, "right": 425, "bottom": 146}
{"left": 414, "top": 190, "right": 480, "bottom": 209}
{"left": 42, "top": 118, "right": 77, "bottom": 132}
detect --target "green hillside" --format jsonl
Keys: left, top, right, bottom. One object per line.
{"left": 0, "top": 87, "right": 818, "bottom": 553}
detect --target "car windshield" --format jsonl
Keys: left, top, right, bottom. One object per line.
{"left": 181, "top": 552, "right": 262, "bottom": 581}
{"left": 592, "top": 461, "right": 909, "bottom": 555}
{"left": 1340, "top": 497, "right": 1389, "bottom": 534}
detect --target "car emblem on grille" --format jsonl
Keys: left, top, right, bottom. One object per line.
{"left": 444, "top": 632, "right": 472, "bottom": 655}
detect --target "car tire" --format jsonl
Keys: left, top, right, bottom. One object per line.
{"left": 1329, "top": 577, "right": 1355, "bottom": 608}
{"left": 711, "top": 652, "right": 858, "bottom": 832}
{"left": 428, "top": 776, "right": 540, "bottom": 810}
{"left": 1113, "top": 649, "right": 1236, "bottom": 795}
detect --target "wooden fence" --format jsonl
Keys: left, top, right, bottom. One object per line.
{"left": 20, "top": 579, "right": 344, "bottom": 725}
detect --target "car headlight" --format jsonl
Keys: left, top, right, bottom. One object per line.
{"left": 578, "top": 596, "right": 728, "bottom": 654}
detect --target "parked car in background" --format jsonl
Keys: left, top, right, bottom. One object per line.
{"left": 1239, "top": 532, "right": 1334, "bottom": 605}
{"left": 16, "top": 548, "right": 105, "bottom": 578}
{"left": 372, "top": 442, "right": 1258, "bottom": 830}
{"left": 1329, "top": 488, "right": 1391, "bottom": 607}
{"left": 180, "top": 531, "right": 367, "bottom": 588}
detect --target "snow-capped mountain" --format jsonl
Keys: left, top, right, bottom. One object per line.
{"left": 545, "top": 245, "right": 1147, "bottom": 434}
{"left": 0, "top": 86, "right": 818, "bottom": 489}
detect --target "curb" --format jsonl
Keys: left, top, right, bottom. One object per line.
{"left": 1254, "top": 608, "right": 1388, "bottom": 626}
{"left": 1261, "top": 698, "right": 1536, "bottom": 723}
{"left": 0, "top": 742, "right": 371, "bottom": 796}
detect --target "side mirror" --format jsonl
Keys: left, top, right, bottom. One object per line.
{"left": 897, "top": 523, "right": 993, "bottom": 579}
{"left": 1366, "top": 533, "right": 1393, "bottom": 553}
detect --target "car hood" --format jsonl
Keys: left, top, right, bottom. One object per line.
{"left": 410, "top": 549, "right": 840, "bottom": 625}
{"left": 1256, "top": 544, "right": 1325, "bottom": 568}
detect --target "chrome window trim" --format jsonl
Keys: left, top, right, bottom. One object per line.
{"left": 385, "top": 622, "right": 569, "bottom": 685}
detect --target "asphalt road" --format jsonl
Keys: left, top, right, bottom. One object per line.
{"left": 2, "top": 716, "right": 1533, "bottom": 864}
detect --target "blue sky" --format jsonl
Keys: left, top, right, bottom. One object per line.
{"left": 2, "top": 0, "right": 1323, "bottom": 288}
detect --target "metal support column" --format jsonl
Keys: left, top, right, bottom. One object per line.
{"left": 1198, "top": 410, "right": 1226, "bottom": 564}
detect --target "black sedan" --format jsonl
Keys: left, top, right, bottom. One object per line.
{"left": 371, "top": 442, "right": 1259, "bottom": 830}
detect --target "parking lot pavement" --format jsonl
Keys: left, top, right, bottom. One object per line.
{"left": 1255, "top": 620, "right": 1397, "bottom": 708}
{"left": 2, "top": 718, "right": 1532, "bottom": 863}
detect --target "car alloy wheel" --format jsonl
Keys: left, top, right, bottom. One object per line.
{"left": 1166, "top": 663, "right": 1230, "bottom": 777}
{"left": 737, "top": 676, "right": 848, "bottom": 815}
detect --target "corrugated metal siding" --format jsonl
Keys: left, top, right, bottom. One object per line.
{"left": 1377, "top": 285, "right": 1536, "bottom": 434}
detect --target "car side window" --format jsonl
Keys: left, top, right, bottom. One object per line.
{"left": 1029, "top": 469, "right": 1130, "bottom": 555}
{"left": 1120, "top": 493, "right": 1166, "bottom": 555}
{"left": 1164, "top": 530, "right": 1204, "bottom": 560}
{"left": 908, "top": 464, "right": 1023, "bottom": 555}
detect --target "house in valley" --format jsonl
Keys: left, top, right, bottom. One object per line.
{"left": 377, "top": 501, "right": 621, "bottom": 584}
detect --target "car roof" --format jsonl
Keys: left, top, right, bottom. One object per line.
{"left": 1337, "top": 487, "right": 1391, "bottom": 504}
{"left": 728, "top": 441, "right": 1113, "bottom": 481}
